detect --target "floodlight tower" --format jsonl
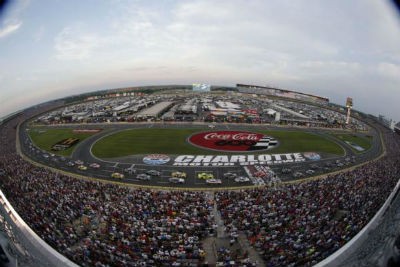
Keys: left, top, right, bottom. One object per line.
{"left": 346, "top": 97, "right": 353, "bottom": 124}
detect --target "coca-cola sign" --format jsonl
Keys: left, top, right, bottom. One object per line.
{"left": 188, "top": 131, "right": 278, "bottom": 152}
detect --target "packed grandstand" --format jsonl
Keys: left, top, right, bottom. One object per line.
{"left": 0, "top": 85, "right": 399, "bottom": 267}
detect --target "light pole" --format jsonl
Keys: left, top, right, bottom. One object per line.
{"left": 346, "top": 97, "right": 353, "bottom": 125}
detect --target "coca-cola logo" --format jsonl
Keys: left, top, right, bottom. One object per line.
{"left": 204, "top": 133, "right": 259, "bottom": 141}
{"left": 188, "top": 131, "right": 278, "bottom": 152}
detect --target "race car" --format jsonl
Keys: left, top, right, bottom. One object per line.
{"left": 234, "top": 176, "right": 250, "bottom": 183}
{"left": 75, "top": 160, "right": 84, "bottom": 165}
{"left": 124, "top": 167, "right": 136, "bottom": 175}
{"left": 146, "top": 170, "right": 161, "bottom": 176}
{"left": 305, "top": 169, "right": 315, "bottom": 175}
{"left": 171, "top": 171, "right": 187, "bottom": 178}
{"left": 293, "top": 172, "right": 304, "bottom": 178}
{"left": 77, "top": 165, "right": 88, "bottom": 171}
{"left": 111, "top": 172, "right": 124, "bottom": 179}
{"left": 168, "top": 177, "right": 185, "bottom": 184}
{"left": 223, "top": 172, "right": 237, "bottom": 179}
{"left": 197, "top": 172, "right": 214, "bottom": 180}
{"left": 89, "top": 163, "right": 101, "bottom": 169}
{"left": 206, "top": 179, "right": 222, "bottom": 184}
{"left": 281, "top": 168, "right": 292, "bottom": 174}
{"left": 136, "top": 174, "right": 151, "bottom": 181}
{"left": 66, "top": 161, "right": 75, "bottom": 167}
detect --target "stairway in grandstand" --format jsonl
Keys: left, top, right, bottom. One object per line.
{"left": 202, "top": 192, "right": 265, "bottom": 265}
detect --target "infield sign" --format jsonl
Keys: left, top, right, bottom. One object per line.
{"left": 188, "top": 131, "right": 278, "bottom": 152}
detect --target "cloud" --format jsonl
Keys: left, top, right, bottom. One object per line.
{"left": 0, "top": 22, "right": 22, "bottom": 38}
{"left": 378, "top": 62, "right": 400, "bottom": 79}
{"left": 54, "top": 26, "right": 101, "bottom": 60}
{"left": 33, "top": 25, "right": 45, "bottom": 42}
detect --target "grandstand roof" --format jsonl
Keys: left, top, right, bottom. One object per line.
{"left": 136, "top": 101, "right": 173, "bottom": 117}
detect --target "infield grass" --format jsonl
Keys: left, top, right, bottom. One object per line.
{"left": 92, "top": 128, "right": 344, "bottom": 158}
{"left": 28, "top": 128, "right": 96, "bottom": 156}
{"left": 332, "top": 133, "right": 372, "bottom": 153}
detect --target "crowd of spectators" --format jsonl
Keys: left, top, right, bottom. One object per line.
{"left": 0, "top": 107, "right": 399, "bottom": 266}
{"left": 1, "top": 112, "right": 214, "bottom": 266}
{"left": 216, "top": 129, "right": 400, "bottom": 266}
{"left": 0, "top": 156, "right": 212, "bottom": 266}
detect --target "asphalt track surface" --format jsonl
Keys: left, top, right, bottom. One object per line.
{"left": 20, "top": 121, "right": 382, "bottom": 190}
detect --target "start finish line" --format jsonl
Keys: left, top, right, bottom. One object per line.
{"left": 172, "top": 153, "right": 309, "bottom": 166}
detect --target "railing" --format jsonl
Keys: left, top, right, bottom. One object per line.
{"left": 314, "top": 177, "right": 400, "bottom": 267}
{"left": 0, "top": 190, "right": 79, "bottom": 267}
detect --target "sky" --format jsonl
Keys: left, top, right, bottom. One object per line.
{"left": 0, "top": 0, "right": 400, "bottom": 121}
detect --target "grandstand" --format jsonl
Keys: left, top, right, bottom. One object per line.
{"left": 395, "top": 122, "right": 400, "bottom": 135}
{"left": 0, "top": 111, "right": 23, "bottom": 126}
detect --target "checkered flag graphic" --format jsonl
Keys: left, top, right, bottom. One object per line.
{"left": 249, "top": 136, "right": 278, "bottom": 150}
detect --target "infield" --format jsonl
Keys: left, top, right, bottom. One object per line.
{"left": 28, "top": 128, "right": 97, "bottom": 156}
{"left": 332, "top": 133, "right": 372, "bottom": 153}
{"left": 91, "top": 128, "right": 344, "bottom": 158}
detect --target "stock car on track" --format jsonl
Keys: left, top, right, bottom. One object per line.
{"left": 111, "top": 172, "right": 124, "bottom": 179}
{"left": 77, "top": 165, "right": 88, "bottom": 171}
{"left": 136, "top": 174, "right": 151, "bottom": 180}
{"left": 223, "top": 172, "right": 237, "bottom": 179}
{"left": 124, "top": 167, "right": 136, "bottom": 175}
{"left": 281, "top": 168, "right": 292, "bottom": 174}
{"left": 146, "top": 170, "right": 161, "bottom": 176}
{"left": 293, "top": 172, "right": 304, "bottom": 178}
{"left": 168, "top": 177, "right": 185, "bottom": 184}
{"left": 197, "top": 172, "right": 214, "bottom": 180}
{"left": 305, "top": 169, "right": 315, "bottom": 175}
{"left": 66, "top": 161, "right": 75, "bottom": 167}
{"left": 171, "top": 171, "right": 187, "bottom": 178}
{"left": 89, "top": 163, "right": 101, "bottom": 169}
{"left": 234, "top": 176, "right": 250, "bottom": 183}
{"left": 75, "top": 160, "right": 84, "bottom": 165}
{"left": 206, "top": 179, "right": 222, "bottom": 184}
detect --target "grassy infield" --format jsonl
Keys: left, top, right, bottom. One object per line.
{"left": 92, "top": 129, "right": 345, "bottom": 157}
{"left": 28, "top": 128, "right": 94, "bottom": 156}
{"left": 28, "top": 128, "right": 372, "bottom": 158}
{"left": 332, "top": 133, "right": 373, "bottom": 153}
